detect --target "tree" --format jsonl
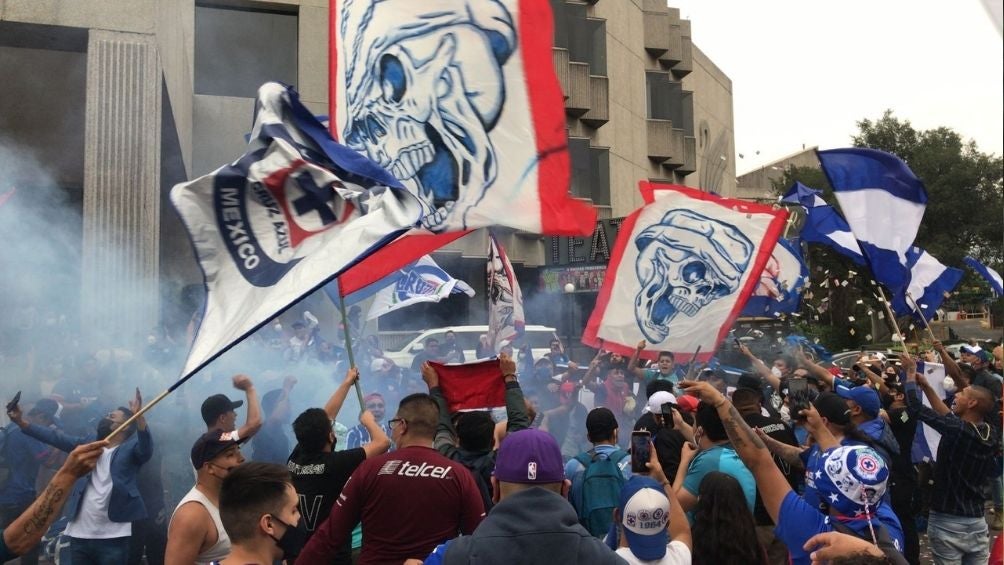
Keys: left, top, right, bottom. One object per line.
{"left": 852, "top": 111, "right": 1003, "bottom": 269}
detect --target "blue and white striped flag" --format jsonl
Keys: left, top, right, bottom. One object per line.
{"left": 890, "top": 247, "right": 964, "bottom": 320}
{"left": 780, "top": 182, "right": 866, "bottom": 265}
{"left": 818, "top": 148, "right": 928, "bottom": 290}
{"left": 964, "top": 256, "right": 1004, "bottom": 296}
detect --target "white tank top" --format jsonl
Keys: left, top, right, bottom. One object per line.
{"left": 171, "top": 486, "right": 231, "bottom": 564}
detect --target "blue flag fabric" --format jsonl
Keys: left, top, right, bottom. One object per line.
{"left": 964, "top": 256, "right": 1004, "bottom": 296}
{"left": 742, "top": 238, "right": 809, "bottom": 318}
{"left": 890, "top": 247, "right": 964, "bottom": 320}
{"left": 785, "top": 334, "right": 833, "bottom": 362}
{"left": 781, "top": 182, "right": 866, "bottom": 265}
{"left": 818, "top": 148, "right": 928, "bottom": 291}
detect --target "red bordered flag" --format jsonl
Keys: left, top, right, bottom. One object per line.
{"left": 329, "top": 0, "right": 594, "bottom": 238}
{"left": 584, "top": 182, "right": 788, "bottom": 363}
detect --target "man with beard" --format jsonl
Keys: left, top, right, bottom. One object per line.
{"left": 346, "top": 393, "right": 392, "bottom": 449}
{"left": 8, "top": 388, "right": 153, "bottom": 564}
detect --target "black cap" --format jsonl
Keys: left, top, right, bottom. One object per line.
{"left": 201, "top": 394, "right": 244, "bottom": 425}
{"left": 586, "top": 407, "right": 618, "bottom": 438}
{"left": 191, "top": 430, "right": 245, "bottom": 469}
{"left": 28, "top": 398, "right": 60, "bottom": 419}
{"left": 813, "top": 392, "right": 851, "bottom": 426}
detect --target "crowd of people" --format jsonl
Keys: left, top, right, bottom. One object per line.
{"left": 1, "top": 310, "right": 1003, "bottom": 565}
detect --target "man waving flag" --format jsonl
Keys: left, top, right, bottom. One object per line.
{"left": 171, "top": 83, "right": 425, "bottom": 379}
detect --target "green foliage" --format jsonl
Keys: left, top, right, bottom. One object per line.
{"left": 761, "top": 112, "right": 1004, "bottom": 347}
{"left": 853, "top": 110, "right": 1003, "bottom": 270}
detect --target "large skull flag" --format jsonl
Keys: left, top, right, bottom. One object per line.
{"left": 330, "top": 0, "right": 596, "bottom": 235}
{"left": 584, "top": 183, "right": 788, "bottom": 362}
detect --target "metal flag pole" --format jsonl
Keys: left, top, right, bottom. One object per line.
{"left": 879, "top": 287, "right": 911, "bottom": 353}
{"left": 337, "top": 291, "right": 367, "bottom": 408}
{"left": 905, "top": 292, "right": 939, "bottom": 343}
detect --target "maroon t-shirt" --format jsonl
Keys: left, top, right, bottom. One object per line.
{"left": 295, "top": 445, "right": 486, "bottom": 565}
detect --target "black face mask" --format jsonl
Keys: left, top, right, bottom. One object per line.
{"left": 269, "top": 516, "right": 307, "bottom": 560}
{"left": 96, "top": 418, "right": 115, "bottom": 440}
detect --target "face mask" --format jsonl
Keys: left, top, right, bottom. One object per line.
{"left": 96, "top": 418, "right": 116, "bottom": 440}
{"left": 269, "top": 516, "right": 307, "bottom": 559}
{"left": 771, "top": 366, "right": 783, "bottom": 378}
{"left": 942, "top": 377, "right": 957, "bottom": 394}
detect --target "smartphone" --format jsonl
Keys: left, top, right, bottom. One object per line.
{"left": 788, "top": 378, "right": 810, "bottom": 417}
{"left": 6, "top": 390, "right": 21, "bottom": 412}
{"left": 630, "top": 431, "right": 652, "bottom": 473}
{"left": 660, "top": 402, "right": 675, "bottom": 429}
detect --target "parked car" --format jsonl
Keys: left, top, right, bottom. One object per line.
{"left": 829, "top": 349, "right": 897, "bottom": 371}
{"left": 382, "top": 325, "right": 558, "bottom": 370}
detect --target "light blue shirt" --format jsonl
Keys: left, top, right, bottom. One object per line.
{"left": 682, "top": 444, "right": 756, "bottom": 521}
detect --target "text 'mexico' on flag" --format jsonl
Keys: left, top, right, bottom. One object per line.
{"left": 171, "top": 83, "right": 424, "bottom": 379}
{"left": 584, "top": 182, "right": 788, "bottom": 363}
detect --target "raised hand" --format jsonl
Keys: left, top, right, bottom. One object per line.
{"left": 420, "top": 362, "right": 439, "bottom": 388}
{"left": 232, "top": 374, "right": 253, "bottom": 391}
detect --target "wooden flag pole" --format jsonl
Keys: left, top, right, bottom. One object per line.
{"left": 879, "top": 287, "right": 911, "bottom": 353}
{"left": 337, "top": 291, "right": 366, "bottom": 408}
{"left": 906, "top": 292, "right": 939, "bottom": 343}
{"left": 103, "top": 388, "right": 172, "bottom": 441}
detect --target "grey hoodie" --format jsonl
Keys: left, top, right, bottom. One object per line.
{"left": 440, "top": 487, "right": 626, "bottom": 564}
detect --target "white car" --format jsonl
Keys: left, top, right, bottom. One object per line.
{"left": 382, "top": 325, "right": 558, "bottom": 370}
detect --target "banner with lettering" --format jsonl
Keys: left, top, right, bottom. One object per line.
{"left": 171, "top": 83, "right": 424, "bottom": 379}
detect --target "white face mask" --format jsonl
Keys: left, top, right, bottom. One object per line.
{"left": 942, "top": 377, "right": 957, "bottom": 393}
{"left": 771, "top": 366, "right": 783, "bottom": 378}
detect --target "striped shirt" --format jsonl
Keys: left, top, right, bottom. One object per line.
{"left": 905, "top": 382, "right": 999, "bottom": 517}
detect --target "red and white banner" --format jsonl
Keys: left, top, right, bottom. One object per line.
{"left": 584, "top": 182, "right": 788, "bottom": 362}
{"left": 430, "top": 359, "right": 505, "bottom": 412}
{"left": 327, "top": 0, "right": 596, "bottom": 288}
{"left": 487, "top": 234, "right": 524, "bottom": 351}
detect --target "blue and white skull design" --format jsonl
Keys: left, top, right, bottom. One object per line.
{"left": 339, "top": 0, "right": 516, "bottom": 231}
{"left": 634, "top": 210, "right": 754, "bottom": 342}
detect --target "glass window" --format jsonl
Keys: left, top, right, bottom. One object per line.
{"left": 590, "top": 147, "right": 610, "bottom": 205}
{"left": 646, "top": 72, "right": 694, "bottom": 136}
{"left": 195, "top": 4, "right": 298, "bottom": 98}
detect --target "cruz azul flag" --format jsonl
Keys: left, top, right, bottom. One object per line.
{"left": 430, "top": 359, "right": 506, "bottom": 411}
{"left": 890, "top": 247, "right": 963, "bottom": 319}
{"left": 965, "top": 256, "right": 1004, "bottom": 296}
{"left": 171, "top": 83, "right": 424, "bottom": 378}
{"left": 366, "top": 255, "right": 475, "bottom": 320}
{"left": 818, "top": 148, "right": 928, "bottom": 290}
{"left": 781, "top": 182, "right": 866, "bottom": 265}
{"left": 742, "top": 238, "right": 809, "bottom": 318}
{"left": 487, "top": 233, "right": 524, "bottom": 351}
{"left": 584, "top": 182, "right": 788, "bottom": 363}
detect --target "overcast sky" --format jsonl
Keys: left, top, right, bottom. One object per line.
{"left": 669, "top": 0, "right": 1004, "bottom": 175}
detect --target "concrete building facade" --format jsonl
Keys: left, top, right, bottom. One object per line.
{"left": 0, "top": 0, "right": 736, "bottom": 342}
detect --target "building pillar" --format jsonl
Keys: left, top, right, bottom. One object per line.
{"left": 81, "top": 30, "right": 162, "bottom": 348}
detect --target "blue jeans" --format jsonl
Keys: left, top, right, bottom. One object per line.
{"left": 68, "top": 536, "right": 130, "bottom": 565}
{"left": 927, "top": 512, "right": 989, "bottom": 565}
